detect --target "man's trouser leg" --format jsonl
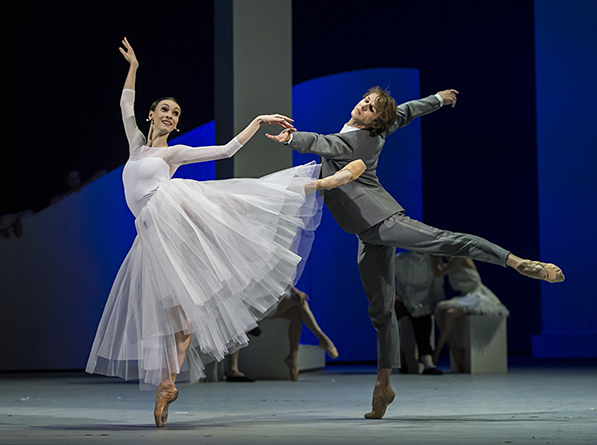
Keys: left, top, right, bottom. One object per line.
{"left": 360, "top": 212, "right": 510, "bottom": 267}
{"left": 356, "top": 211, "right": 511, "bottom": 369}
{"left": 357, "top": 239, "right": 400, "bottom": 369}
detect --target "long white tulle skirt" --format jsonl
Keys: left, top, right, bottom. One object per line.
{"left": 436, "top": 285, "right": 509, "bottom": 317}
{"left": 86, "top": 162, "right": 322, "bottom": 388}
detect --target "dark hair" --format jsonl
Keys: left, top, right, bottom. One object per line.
{"left": 150, "top": 97, "right": 181, "bottom": 112}
{"left": 364, "top": 86, "right": 397, "bottom": 137}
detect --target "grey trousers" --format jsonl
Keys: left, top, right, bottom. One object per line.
{"left": 356, "top": 212, "right": 510, "bottom": 369}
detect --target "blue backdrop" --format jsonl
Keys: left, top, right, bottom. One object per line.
{"left": 532, "top": 0, "right": 597, "bottom": 357}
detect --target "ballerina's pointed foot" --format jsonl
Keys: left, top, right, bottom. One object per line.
{"left": 451, "top": 347, "right": 466, "bottom": 373}
{"left": 154, "top": 384, "right": 179, "bottom": 428}
{"left": 319, "top": 338, "right": 339, "bottom": 359}
{"left": 284, "top": 354, "right": 299, "bottom": 381}
{"left": 364, "top": 387, "right": 396, "bottom": 419}
{"left": 516, "top": 261, "right": 565, "bottom": 283}
{"left": 318, "top": 159, "right": 366, "bottom": 190}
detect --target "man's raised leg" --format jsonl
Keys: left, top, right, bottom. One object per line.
{"left": 370, "top": 212, "right": 563, "bottom": 282}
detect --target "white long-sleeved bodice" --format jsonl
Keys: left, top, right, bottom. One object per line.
{"left": 122, "top": 152, "right": 171, "bottom": 218}
{"left": 120, "top": 89, "right": 242, "bottom": 217}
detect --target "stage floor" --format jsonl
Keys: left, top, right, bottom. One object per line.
{"left": 1, "top": 359, "right": 596, "bottom": 444}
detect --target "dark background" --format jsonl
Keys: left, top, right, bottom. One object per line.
{"left": 2, "top": 0, "right": 540, "bottom": 355}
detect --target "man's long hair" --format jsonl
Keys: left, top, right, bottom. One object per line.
{"left": 366, "top": 86, "right": 397, "bottom": 137}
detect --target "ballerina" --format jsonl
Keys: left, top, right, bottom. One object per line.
{"left": 432, "top": 258, "right": 509, "bottom": 372}
{"left": 86, "top": 38, "right": 365, "bottom": 428}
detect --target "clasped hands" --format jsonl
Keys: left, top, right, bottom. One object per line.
{"left": 264, "top": 121, "right": 296, "bottom": 143}
{"left": 256, "top": 114, "right": 295, "bottom": 143}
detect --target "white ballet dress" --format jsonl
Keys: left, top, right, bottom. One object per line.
{"left": 86, "top": 89, "right": 322, "bottom": 387}
{"left": 436, "top": 266, "right": 509, "bottom": 317}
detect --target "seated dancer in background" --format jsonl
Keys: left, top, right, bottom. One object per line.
{"left": 432, "top": 258, "right": 509, "bottom": 372}
{"left": 226, "top": 286, "right": 338, "bottom": 382}
{"left": 86, "top": 38, "right": 365, "bottom": 428}
{"left": 269, "top": 286, "right": 339, "bottom": 381}
{"left": 394, "top": 251, "right": 445, "bottom": 375}
{"left": 267, "top": 85, "right": 564, "bottom": 420}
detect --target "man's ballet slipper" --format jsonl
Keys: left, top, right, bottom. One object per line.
{"left": 517, "top": 261, "right": 565, "bottom": 283}
{"left": 364, "top": 387, "right": 396, "bottom": 419}
{"left": 319, "top": 159, "right": 366, "bottom": 190}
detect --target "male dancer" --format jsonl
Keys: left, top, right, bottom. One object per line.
{"left": 266, "top": 87, "right": 564, "bottom": 419}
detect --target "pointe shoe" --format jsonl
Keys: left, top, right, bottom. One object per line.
{"left": 319, "top": 339, "right": 339, "bottom": 359}
{"left": 154, "top": 384, "right": 179, "bottom": 428}
{"left": 517, "top": 261, "right": 565, "bottom": 283}
{"left": 284, "top": 355, "right": 299, "bottom": 381}
{"left": 364, "top": 387, "right": 396, "bottom": 419}
{"left": 319, "top": 159, "right": 366, "bottom": 190}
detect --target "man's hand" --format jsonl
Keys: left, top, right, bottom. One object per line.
{"left": 265, "top": 127, "right": 296, "bottom": 143}
{"left": 437, "top": 89, "right": 459, "bottom": 108}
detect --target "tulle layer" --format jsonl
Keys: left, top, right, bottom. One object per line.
{"left": 436, "top": 285, "right": 509, "bottom": 317}
{"left": 86, "top": 162, "right": 322, "bottom": 388}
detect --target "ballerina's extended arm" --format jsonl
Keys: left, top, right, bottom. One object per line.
{"left": 120, "top": 37, "right": 138, "bottom": 91}
{"left": 119, "top": 38, "right": 146, "bottom": 151}
{"left": 165, "top": 114, "right": 295, "bottom": 166}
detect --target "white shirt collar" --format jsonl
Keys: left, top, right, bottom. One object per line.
{"left": 340, "top": 124, "right": 361, "bottom": 134}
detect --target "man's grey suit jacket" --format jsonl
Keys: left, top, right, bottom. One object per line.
{"left": 288, "top": 95, "right": 442, "bottom": 234}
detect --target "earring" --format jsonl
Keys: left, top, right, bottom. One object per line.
{"left": 175, "top": 128, "right": 180, "bottom": 132}
{"left": 146, "top": 118, "right": 151, "bottom": 122}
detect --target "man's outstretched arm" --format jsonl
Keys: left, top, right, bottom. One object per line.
{"left": 385, "top": 89, "right": 458, "bottom": 137}
{"left": 266, "top": 129, "right": 355, "bottom": 160}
